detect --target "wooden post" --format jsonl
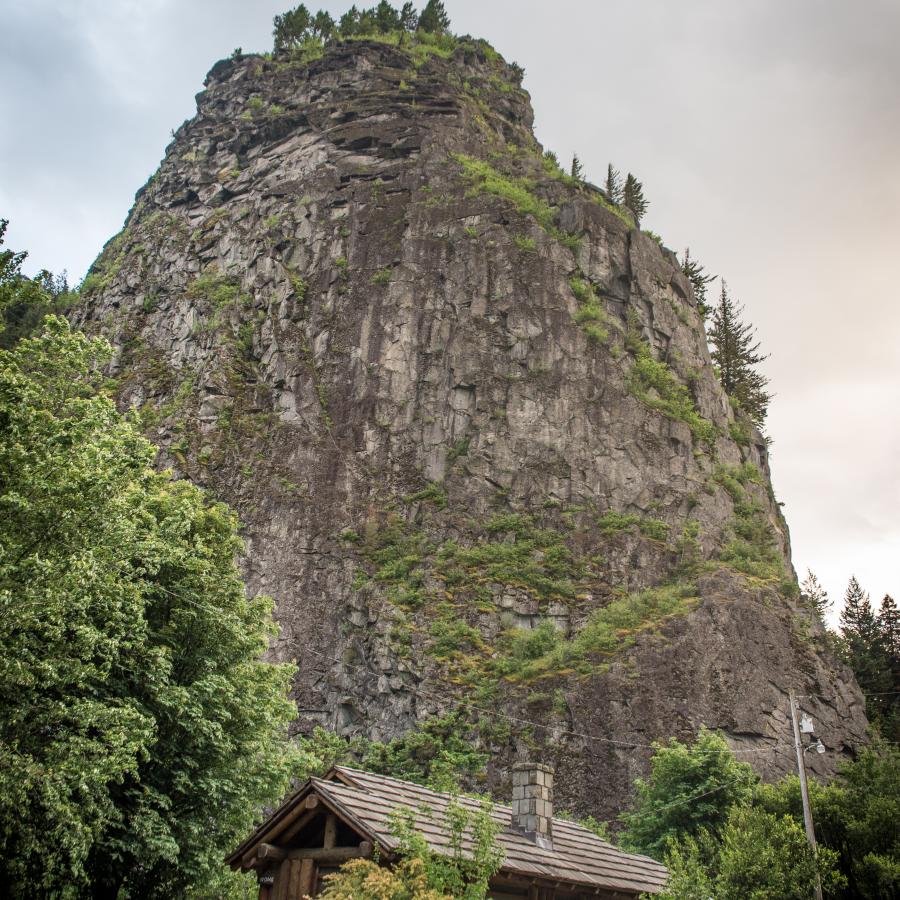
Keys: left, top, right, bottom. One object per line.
{"left": 273, "top": 858, "right": 292, "bottom": 900}
{"left": 323, "top": 813, "right": 337, "bottom": 850}
{"left": 299, "top": 858, "right": 316, "bottom": 897}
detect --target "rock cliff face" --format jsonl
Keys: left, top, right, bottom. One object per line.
{"left": 75, "top": 36, "right": 866, "bottom": 820}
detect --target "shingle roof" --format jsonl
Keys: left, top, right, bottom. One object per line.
{"left": 231, "top": 765, "right": 667, "bottom": 895}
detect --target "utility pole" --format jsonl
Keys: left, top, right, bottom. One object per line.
{"left": 790, "top": 689, "right": 824, "bottom": 900}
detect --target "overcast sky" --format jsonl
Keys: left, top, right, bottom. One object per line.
{"left": 2, "top": 0, "right": 897, "bottom": 621}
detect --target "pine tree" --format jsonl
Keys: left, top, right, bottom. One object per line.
{"left": 878, "top": 594, "right": 900, "bottom": 662}
{"left": 272, "top": 3, "right": 313, "bottom": 49}
{"left": 312, "top": 10, "right": 336, "bottom": 39}
{"left": 801, "top": 569, "right": 831, "bottom": 620}
{"left": 680, "top": 248, "right": 716, "bottom": 320}
{"left": 707, "top": 281, "right": 772, "bottom": 428}
{"left": 374, "top": 0, "right": 400, "bottom": 32}
{"left": 570, "top": 153, "right": 585, "bottom": 181}
{"left": 605, "top": 163, "right": 622, "bottom": 204}
{"left": 623, "top": 172, "right": 648, "bottom": 224}
{"left": 874, "top": 594, "right": 900, "bottom": 740}
{"left": 339, "top": 5, "right": 361, "bottom": 35}
{"left": 399, "top": 1, "right": 418, "bottom": 30}
{"left": 418, "top": 0, "right": 450, "bottom": 33}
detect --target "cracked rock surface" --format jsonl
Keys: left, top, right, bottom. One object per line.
{"left": 75, "top": 38, "right": 866, "bottom": 820}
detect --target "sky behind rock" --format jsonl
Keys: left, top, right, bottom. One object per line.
{"left": 2, "top": 0, "right": 897, "bottom": 621}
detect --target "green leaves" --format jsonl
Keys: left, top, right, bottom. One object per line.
{"left": 0, "top": 318, "right": 297, "bottom": 896}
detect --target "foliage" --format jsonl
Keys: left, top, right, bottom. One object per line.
{"left": 0, "top": 218, "right": 73, "bottom": 347}
{"left": 619, "top": 728, "right": 758, "bottom": 860}
{"left": 714, "top": 805, "right": 840, "bottom": 899}
{"left": 362, "top": 710, "right": 488, "bottom": 791}
{"left": 417, "top": 0, "right": 451, "bottom": 33}
{"left": 801, "top": 568, "right": 832, "bottom": 620}
{"left": 274, "top": 1, "right": 452, "bottom": 52}
{"left": 625, "top": 326, "right": 716, "bottom": 446}
{"left": 321, "top": 856, "right": 451, "bottom": 899}
{"left": 569, "top": 276, "right": 612, "bottom": 343}
{"left": 291, "top": 712, "right": 488, "bottom": 793}
{"left": 322, "top": 795, "right": 501, "bottom": 900}
{"left": 839, "top": 579, "right": 899, "bottom": 741}
{"left": 570, "top": 153, "right": 584, "bottom": 181}
{"left": 707, "top": 280, "right": 771, "bottom": 429}
{"left": 680, "top": 248, "right": 716, "bottom": 320}
{"left": 605, "top": 163, "right": 623, "bottom": 204}
{"left": 495, "top": 582, "right": 700, "bottom": 683}
{"left": 638, "top": 733, "right": 897, "bottom": 899}
{"left": 0, "top": 319, "right": 297, "bottom": 897}
{"left": 623, "top": 172, "right": 648, "bottom": 224}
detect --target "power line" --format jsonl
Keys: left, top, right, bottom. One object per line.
{"left": 300, "top": 644, "right": 797, "bottom": 759}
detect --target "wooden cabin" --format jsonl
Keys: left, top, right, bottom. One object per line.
{"left": 226, "top": 763, "right": 668, "bottom": 899}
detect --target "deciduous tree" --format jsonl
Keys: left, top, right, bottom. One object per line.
{"left": 0, "top": 318, "right": 297, "bottom": 897}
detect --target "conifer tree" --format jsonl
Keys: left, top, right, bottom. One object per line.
{"left": 313, "top": 9, "right": 336, "bottom": 39}
{"left": 801, "top": 568, "right": 831, "bottom": 620}
{"left": 707, "top": 281, "right": 772, "bottom": 428}
{"left": 418, "top": 0, "right": 450, "bottom": 33}
{"left": 571, "top": 154, "right": 585, "bottom": 181}
{"left": 399, "top": 1, "right": 418, "bottom": 30}
{"left": 605, "top": 163, "right": 622, "bottom": 203}
{"left": 273, "top": 3, "right": 313, "bottom": 49}
{"left": 879, "top": 594, "right": 900, "bottom": 662}
{"left": 680, "top": 248, "right": 716, "bottom": 320}
{"left": 339, "top": 5, "right": 361, "bottom": 35}
{"left": 623, "top": 172, "right": 648, "bottom": 224}
{"left": 373, "top": 1, "right": 400, "bottom": 32}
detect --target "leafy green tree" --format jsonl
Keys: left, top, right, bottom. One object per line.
{"left": 273, "top": 3, "right": 313, "bottom": 49}
{"left": 418, "top": 0, "right": 451, "bottom": 33}
{"left": 707, "top": 280, "right": 772, "bottom": 428}
{"left": 605, "top": 163, "right": 622, "bottom": 204}
{"left": 623, "top": 172, "right": 648, "bottom": 224}
{"left": 757, "top": 746, "right": 900, "bottom": 899}
{"left": 570, "top": 153, "right": 585, "bottom": 181}
{"left": 716, "top": 805, "right": 841, "bottom": 899}
{"left": 0, "top": 318, "right": 297, "bottom": 897}
{"left": 680, "top": 247, "right": 716, "bottom": 320}
{"left": 619, "top": 728, "right": 758, "bottom": 860}
{"left": 0, "top": 218, "right": 72, "bottom": 348}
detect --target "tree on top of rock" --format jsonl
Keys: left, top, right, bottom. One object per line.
{"left": 707, "top": 281, "right": 772, "bottom": 428}
{"left": 570, "top": 154, "right": 585, "bottom": 181}
{"left": 623, "top": 172, "right": 648, "bottom": 224}
{"left": 605, "top": 163, "right": 622, "bottom": 204}
{"left": 418, "top": 0, "right": 451, "bottom": 33}
{"left": 273, "top": 3, "right": 313, "bottom": 49}
{"left": 680, "top": 247, "right": 716, "bottom": 320}
{"left": 374, "top": 0, "right": 401, "bottom": 31}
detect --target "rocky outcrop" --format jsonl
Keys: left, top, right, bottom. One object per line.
{"left": 74, "top": 35, "right": 866, "bottom": 821}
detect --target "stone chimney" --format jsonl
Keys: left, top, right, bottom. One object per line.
{"left": 510, "top": 762, "right": 554, "bottom": 849}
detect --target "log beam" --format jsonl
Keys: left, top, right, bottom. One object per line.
{"left": 286, "top": 841, "right": 373, "bottom": 863}
{"left": 323, "top": 813, "right": 337, "bottom": 850}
